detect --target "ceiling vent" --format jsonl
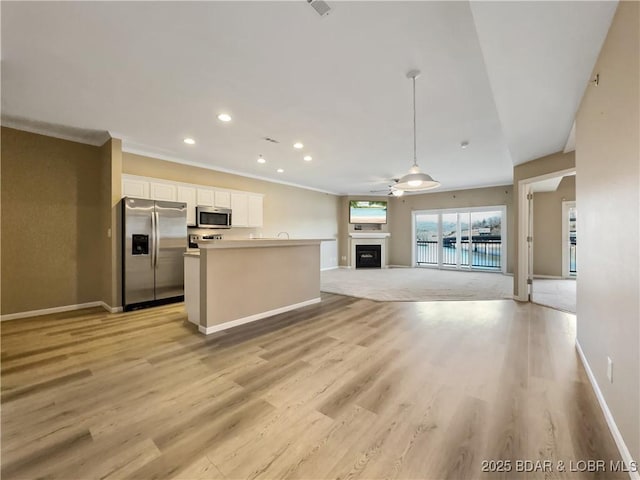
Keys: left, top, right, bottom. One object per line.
{"left": 307, "top": 0, "right": 331, "bottom": 17}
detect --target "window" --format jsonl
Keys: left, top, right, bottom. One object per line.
{"left": 414, "top": 206, "right": 506, "bottom": 272}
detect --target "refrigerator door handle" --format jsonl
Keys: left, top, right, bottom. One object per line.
{"left": 150, "top": 210, "right": 156, "bottom": 269}
{"left": 154, "top": 211, "right": 160, "bottom": 269}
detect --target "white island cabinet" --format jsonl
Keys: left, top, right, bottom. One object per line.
{"left": 184, "top": 239, "right": 330, "bottom": 334}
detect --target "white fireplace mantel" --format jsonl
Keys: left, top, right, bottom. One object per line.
{"left": 349, "top": 233, "right": 391, "bottom": 239}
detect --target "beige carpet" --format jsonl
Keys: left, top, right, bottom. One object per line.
{"left": 321, "top": 267, "right": 513, "bottom": 302}
{"left": 532, "top": 278, "right": 576, "bottom": 313}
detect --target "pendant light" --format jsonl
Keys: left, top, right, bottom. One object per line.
{"left": 394, "top": 70, "right": 440, "bottom": 193}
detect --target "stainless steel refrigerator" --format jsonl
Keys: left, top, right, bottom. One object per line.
{"left": 122, "top": 197, "right": 187, "bottom": 311}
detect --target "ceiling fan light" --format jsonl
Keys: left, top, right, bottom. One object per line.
{"left": 394, "top": 69, "right": 440, "bottom": 194}
{"left": 391, "top": 188, "right": 404, "bottom": 197}
{"left": 395, "top": 171, "right": 440, "bottom": 192}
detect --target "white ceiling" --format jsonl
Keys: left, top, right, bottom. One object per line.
{"left": 1, "top": 1, "right": 616, "bottom": 195}
{"left": 530, "top": 177, "right": 564, "bottom": 193}
{"left": 530, "top": 171, "right": 576, "bottom": 193}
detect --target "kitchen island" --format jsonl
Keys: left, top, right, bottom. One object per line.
{"left": 184, "top": 239, "right": 330, "bottom": 334}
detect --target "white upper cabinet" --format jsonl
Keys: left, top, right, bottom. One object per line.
{"left": 214, "top": 190, "right": 231, "bottom": 208}
{"left": 122, "top": 178, "right": 150, "bottom": 198}
{"left": 231, "top": 193, "right": 249, "bottom": 227}
{"left": 150, "top": 182, "right": 177, "bottom": 201}
{"left": 196, "top": 188, "right": 215, "bottom": 207}
{"left": 121, "top": 175, "right": 263, "bottom": 229}
{"left": 177, "top": 185, "right": 197, "bottom": 226}
{"left": 248, "top": 195, "right": 263, "bottom": 227}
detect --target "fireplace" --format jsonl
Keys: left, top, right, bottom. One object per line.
{"left": 355, "top": 245, "right": 382, "bottom": 269}
{"left": 349, "top": 233, "right": 389, "bottom": 269}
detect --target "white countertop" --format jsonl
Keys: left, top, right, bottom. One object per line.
{"left": 184, "top": 238, "right": 336, "bottom": 255}
{"left": 197, "top": 238, "right": 333, "bottom": 249}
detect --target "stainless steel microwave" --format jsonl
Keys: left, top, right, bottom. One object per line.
{"left": 196, "top": 206, "right": 232, "bottom": 229}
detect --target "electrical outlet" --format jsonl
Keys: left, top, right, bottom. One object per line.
{"left": 341, "top": 256, "right": 347, "bottom": 261}
{"left": 107, "top": 228, "right": 112, "bottom": 238}
{"left": 607, "top": 356, "right": 613, "bottom": 383}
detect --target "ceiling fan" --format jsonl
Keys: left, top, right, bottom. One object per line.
{"left": 370, "top": 179, "right": 404, "bottom": 197}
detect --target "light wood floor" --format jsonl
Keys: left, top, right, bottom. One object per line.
{"left": 1, "top": 294, "right": 623, "bottom": 479}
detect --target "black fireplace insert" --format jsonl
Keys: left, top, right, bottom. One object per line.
{"left": 355, "top": 244, "right": 382, "bottom": 268}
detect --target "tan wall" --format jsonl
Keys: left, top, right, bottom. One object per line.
{"left": 387, "top": 185, "right": 514, "bottom": 271}
{"left": 512, "top": 151, "right": 576, "bottom": 296}
{"left": 337, "top": 196, "right": 349, "bottom": 266}
{"left": 1, "top": 127, "right": 103, "bottom": 315}
{"left": 99, "top": 138, "right": 123, "bottom": 309}
{"left": 532, "top": 175, "right": 576, "bottom": 277}
{"left": 575, "top": 0, "right": 639, "bottom": 461}
{"left": 123, "top": 153, "right": 339, "bottom": 245}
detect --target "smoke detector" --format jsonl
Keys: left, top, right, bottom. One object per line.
{"left": 307, "top": 0, "right": 331, "bottom": 17}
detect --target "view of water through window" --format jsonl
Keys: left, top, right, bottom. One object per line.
{"left": 415, "top": 209, "right": 504, "bottom": 270}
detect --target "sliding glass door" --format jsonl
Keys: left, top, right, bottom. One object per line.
{"left": 470, "top": 210, "right": 503, "bottom": 269}
{"left": 442, "top": 213, "right": 459, "bottom": 267}
{"left": 415, "top": 213, "right": 439, "bottom": 265}
{"left": 414, "top": 206, "right": 506, "bottom": 272}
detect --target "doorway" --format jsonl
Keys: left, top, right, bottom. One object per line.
{"left": 518, "top": 170, "right": 577, "bottom": 311}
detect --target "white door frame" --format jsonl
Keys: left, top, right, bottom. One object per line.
{"left": 562, "top": 200, "right": 576, "bottom": 278}
{"left": 516, "top": 168, "right": 576, "bottom": 301}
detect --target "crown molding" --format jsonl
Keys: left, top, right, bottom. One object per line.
{"left": 1, "top": 115, "right": 110, "bottom": 146}
{"left": 120, "top": 142, "right": 341, "bottom": 197}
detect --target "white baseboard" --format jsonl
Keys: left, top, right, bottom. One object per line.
{"left": 576, "top": 340, "right": 639, "bottom": 480}
{"left": 533, "top": 274, "right": 564, "bottom": 279}
{"left": 198, "top": 297, "right": 321, "bottom": 335}
{"left": 1, "top": 301, "right": 104, "bottom": 321}
{"left": 1, "top": 300, "right": 125, "bottom": 321}
{"left": 100, "top": 302, "right": 123, "bottom": 313}
{"left": 321, "top": 266, "right": 339, "bottom": 272}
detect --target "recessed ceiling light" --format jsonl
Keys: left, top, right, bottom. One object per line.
{"left": 460, "top": 141, "right": 469, "bottom": 149}
{"left": 257, "top": 155, "right": 266, "bottom": 164}
{"left": 277, "top": 168, "right": 284, "bottom": 173}
{"left": 293, "top": 142, "right": 304, "bottom": 149}
{"left": 303, "top": 155, "right": 312, "bottom": 162}
{"left": 184, "top": 138, "right": 195, "bottom": 145}
{"left": 217, "top": 113, "right": 232, "bottom": 122}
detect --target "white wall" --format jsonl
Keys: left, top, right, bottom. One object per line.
{"left": 575, "top": 0, "right": 639, "bottom": 463}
